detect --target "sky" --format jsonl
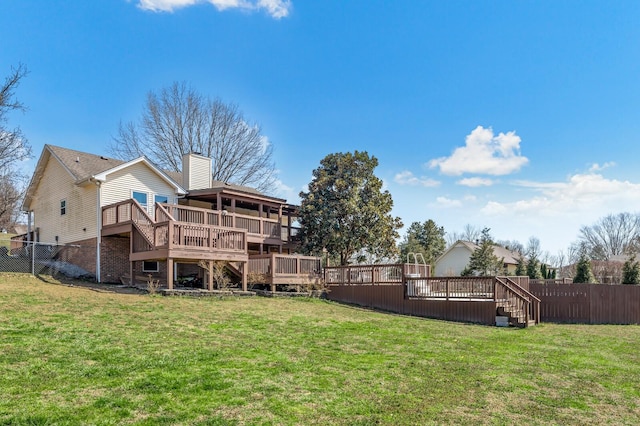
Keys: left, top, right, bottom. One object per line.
{"left": 3, "top": 0, "right": 640, "bottom": 257}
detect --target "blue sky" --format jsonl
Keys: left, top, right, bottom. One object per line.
{"left": 3, "top": 0, "right": 640, "bottom": 256}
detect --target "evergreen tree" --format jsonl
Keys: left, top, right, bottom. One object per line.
{"left": 464, "top": 228, "right": 503, "bottom": 276}
{"left": 540, "top": 263, "right": 548, "bottom": 280}
{"left": 514, "top": 255, "right": 526, "bottom": 276}
{"left": 573, "top": 251, "right": 594, "bottom": 283}
{"left": 622, "top": 254, "right": 640, "bottom": 284}
{"left": 398, "top": 219, "right": 446, "bottom": 268}
{"left": 526, "top": 256, "right": 541, "bottom": 279}
{"left": 298, "top": 151, "right": 402, "bottom": 265}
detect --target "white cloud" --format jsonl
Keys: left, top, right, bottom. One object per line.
{"left": 259, "top": 135, "right": 270, "bottom": 155}
{"left": 434, "top": 196, "right": 462, "bottom": 208}
{"left": 470, "top": 171, "right": 640, "bottom": 253}
{"left": 137, "top": 0, "right": 292, "bottom": 18}
{"left": 393, "top": 171, "right": 440, "bottom": 187}
{"left": 429, "top": 126, "right": 528, "bottom": 176}
{"left": 457, "top": 177, "right": 494, "bottom": 187}
{"left": 257, "top": 0, "right": 291, "bottom": 18}
{"left": 589, "top": 161, "right": 616, "bottom": 172}
{"left": 481, "top": 172, "right": 640, "bottom": 217}
{"left": 269, "top": 172, "right": 299, "bottom": 202}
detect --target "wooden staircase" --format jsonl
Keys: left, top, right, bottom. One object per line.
{"left": 496, "top": 300, "right": 537, "bottom": 328}
{"left": 495, "top": 277, "right": 541, "bottom": 328}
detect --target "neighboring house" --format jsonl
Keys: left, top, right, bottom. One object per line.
{"left": 22, "top": 145, "right": 318, "bottom": 289}
{"left": 434, "top": 240, "right": 524, "bottom": 276}
{"left": 1, "top": 224, "right": 27, "bottom": 235}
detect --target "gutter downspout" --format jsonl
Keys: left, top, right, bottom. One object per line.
{"left": 95, "top": 180, "right": 102, "bottom": 282}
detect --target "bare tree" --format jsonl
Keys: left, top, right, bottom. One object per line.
{"left": 578, "top": 212, "right": 640, "bottom": 260}
{"left": 446, "top": 224, "right": 482, "bottom": 247}
{"left": 555, "top": 250, "right": 567, "bottom": 278}
{"left": 110, "top": 82, "right": 275, "bottom": 193}
{"left": 0, "top": 172, "right": 26, "bottom": 231}
{"left": 496, "top": 239, "right": 524, "bottom": 254}
{"left": 0, "top": 64, "right": 31, "bottom": 230}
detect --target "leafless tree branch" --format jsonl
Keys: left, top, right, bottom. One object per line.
{"left": 110, "top": 82, "right": 275, "bottom": 193}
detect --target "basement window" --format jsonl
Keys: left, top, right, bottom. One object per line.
{"left": 142, "top": 261, "right": 159, "bottom": 273}
{"left": 60, "top": 200, "right": 66, "bottom": 216}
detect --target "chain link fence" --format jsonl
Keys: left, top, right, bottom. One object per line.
{"left": 0, "top": 238, "right": 83, "bottom": 277}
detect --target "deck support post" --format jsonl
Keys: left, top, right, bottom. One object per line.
{"left": 242, "top": 261, "right": 248, "bottom": 292}
{"left": 270, "top": 253, "right": 276, "bottom": 293}
{"left": 167, "top": 258, "right": 174, "bottom": 290}
{"left": 208, "top": 260, "right": 214, "bottom": 291}
{"left": 129, "top": 233, "right": 135, "bottom": 285}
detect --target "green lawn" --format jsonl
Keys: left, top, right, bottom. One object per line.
{"left": 1, "top": 273, "right": 639, "bottom": 425}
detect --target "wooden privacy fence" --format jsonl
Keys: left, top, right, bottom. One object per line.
{"left": 530, "top": 283, "right": 640, "bottom": 324}
{"left": 325, "top": 265, "right": 538, "bottom": 326}
{"left": 327, "top": 283, "right": 498, "bottom": 325}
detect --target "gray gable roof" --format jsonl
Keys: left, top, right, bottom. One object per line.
{"left": 210, "top": 180, "right": 265, "bottom": 197}
{"left": 23, "top": 145, "right": 187, "bottom": 210}
{"left": 47, "top": 145, "right": 125, "bottom": 182}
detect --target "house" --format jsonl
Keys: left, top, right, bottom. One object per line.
{"left": 434, "top": 240, "right": 524, "bottom": 276}
{"left": 22, "top": 145, "right": 320, "bottom": 290}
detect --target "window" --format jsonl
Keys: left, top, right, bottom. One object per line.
{"left": 132, "top": 191, "right": 148, "bottom": 209}
{"left": 154, "top": 195, "right": 169, "bottom": 204}
{"left": 142, "top": 261, "right": 159, "bottom": 272}
{"left": 60, "top": 200, "right": 66, "bottom": 216}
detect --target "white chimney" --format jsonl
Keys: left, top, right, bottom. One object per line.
{"left": 182, "top": 152, "right": 212, "bottom": 190}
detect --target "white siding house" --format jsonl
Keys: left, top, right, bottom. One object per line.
{"left": 434, "top": 240, "right": 525, "bottom": 276}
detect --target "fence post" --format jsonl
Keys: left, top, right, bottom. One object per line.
{"left": 446, "top": 279, "right": 450, "bottom": 300}
{"left": 492, "top": 278, "right": 496, "bottom": 300}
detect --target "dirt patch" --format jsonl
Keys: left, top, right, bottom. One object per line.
{"left": 36, "top": 274, "right": 147, "bottom": 295}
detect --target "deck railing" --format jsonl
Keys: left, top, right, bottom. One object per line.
{"left": 102, "top": 200, "right": 247, "bottom": 254}
{"left": 324, "top": 263, "right": 431, "bottom": 286}
{"left": 160, "top": 204, "right": 282, "bottom": 240}
{"left": 248, "top": 253, "right": 322, "bottom": 277}
{"left": 406, "top": 276, "right": 495, "bottom": 299}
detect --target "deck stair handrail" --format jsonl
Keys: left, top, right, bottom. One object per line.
{"left": 130, "top": 199, "right": 156, "bottom": 247}
{"left": 154, "top": 202, "right": 175, "bottom": 223}
{"left": 495, "top": 276, "right": 541, "bottom": 326}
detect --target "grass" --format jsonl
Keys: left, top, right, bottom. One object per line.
{"left": 1, "top": 273, "right": 640, "bottom": 425}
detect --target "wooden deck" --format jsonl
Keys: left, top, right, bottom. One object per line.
{"left": 101, "top": 199, "right": 320, "bottom": 291}
{"left": 325, "top": 264, "right": 539, "bottom": 327}
{"left": 248, "top": 253, "right": 323, "bottom": 292}
{"left": 102, "top": 200, "right": 249, "bottom": 263}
